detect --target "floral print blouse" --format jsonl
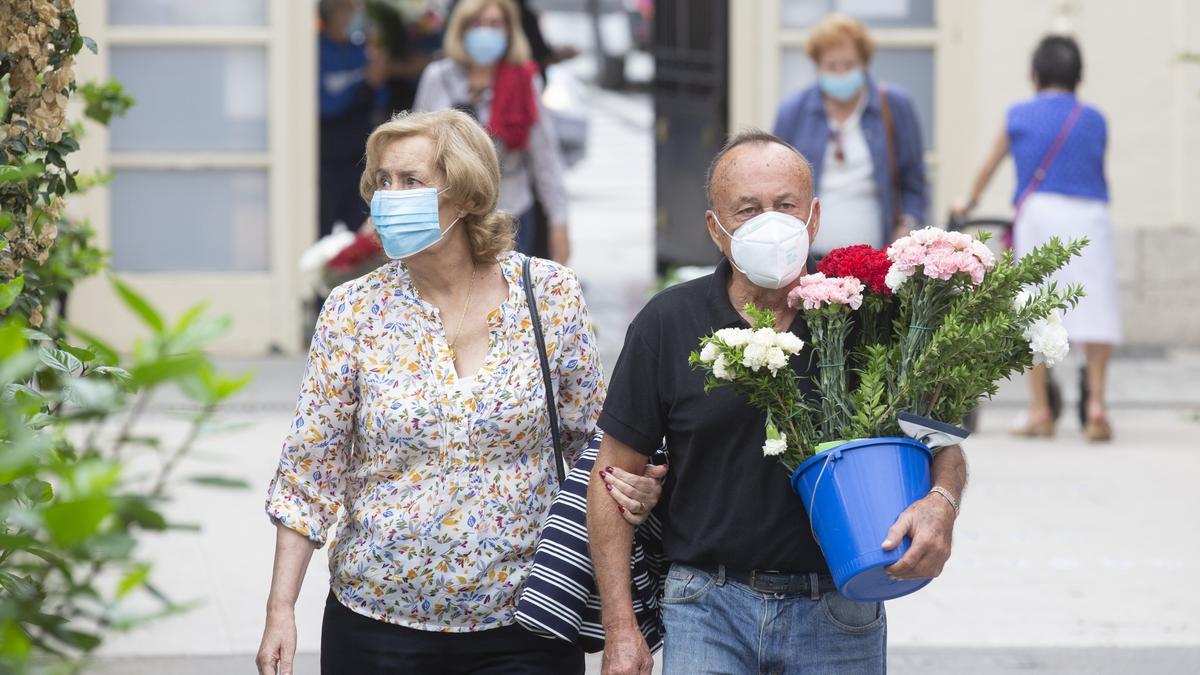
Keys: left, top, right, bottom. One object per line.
{"left": 265, "top": 252, "right": 604, "bottom": 632}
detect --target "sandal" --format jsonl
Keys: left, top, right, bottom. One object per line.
{"left": 1009, "top": 417, "right": 1056, "bottom": 438}
{"left": 1085, "top": 417, "right": 1113, "bottom": 442}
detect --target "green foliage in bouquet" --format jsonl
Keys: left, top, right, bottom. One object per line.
{"left": 890, "top": 236, "right": 1086, "bottom": 428}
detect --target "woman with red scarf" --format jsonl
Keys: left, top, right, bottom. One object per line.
{"left": 414, "top": 0, "right": 571, "bottom": 264}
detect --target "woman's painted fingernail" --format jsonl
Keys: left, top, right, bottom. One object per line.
{"left": 605, "top": 483, "right": 612, "bottom": 491}
{"left": 605, "top": 466, "right": 613, "bottom": 472}
{"left": 618, "top": 506, "right": 625, "bottom": 513}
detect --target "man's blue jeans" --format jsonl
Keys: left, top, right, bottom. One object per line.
{"left": 661, "top": 563, "right": 886, "bottom": 674}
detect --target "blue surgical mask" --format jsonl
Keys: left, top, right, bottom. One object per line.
{"left": 464, "top": 27, "right": 508, "bottom": 66}
{"left": 818, "top": 68, "right": 865, "bottom": 102}
{"left": 371, "top": 187, "right": 460, "bottom": 259}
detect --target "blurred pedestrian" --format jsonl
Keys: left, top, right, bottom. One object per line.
{"left": 318, "top": 0, "right": 388, "bottom": 237}
{"left": 413, "top": 0, "right": 572, "bottom": 264}
{"left": 772, "top": 14, "right": 928, "bottom": 259}
{"left": 367, "top": 1, "right": 441, "bottom": 116}
{"left": 953, "top": 35, "right": 1119, "bottom": 442}
{"left": 256, "top": 110, "right": 665, "bottom": 675}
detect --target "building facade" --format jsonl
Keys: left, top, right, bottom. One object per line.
{"left": 68, "top": 0, "right": 316, "bottom": 354}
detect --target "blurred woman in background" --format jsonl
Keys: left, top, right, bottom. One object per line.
{"left": 954, "top": 35, "right": 1119, "bottom": 442}
{"left": 414, "top": 0, "right": 571, "bottom": 264}
{"left": 772, "top": 13, "right": 928, "bottom": 259}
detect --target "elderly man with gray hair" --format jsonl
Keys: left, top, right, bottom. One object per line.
{"left": 588, "top": 131, "right": 967, "bottom": 674}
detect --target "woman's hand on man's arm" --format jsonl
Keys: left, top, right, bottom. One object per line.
{"left": 601, "top": 462, "right": 668, "bottom": 526}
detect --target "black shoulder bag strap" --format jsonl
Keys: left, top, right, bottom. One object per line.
{"left": 522, "top": 255, "right": 566, "bottom": 485}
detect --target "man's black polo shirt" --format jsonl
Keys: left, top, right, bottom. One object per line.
{"left": 599, "top": 259, "right": 829, "bottom": 573}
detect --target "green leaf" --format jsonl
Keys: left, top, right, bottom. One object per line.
{"left": 38, "top": 346, "right": 83, "bottom": 375}
{"left": 56, "top": 340, "right": 98, "bottom": 364}
{"left": 0, "top": 162, "right": 43, "bottom": 184}
{"left": 131, "top": 353, "right": 208, "bottom": 387}
{"left": 0, "top": 318, "right": 29, "bottom": 358}
{"left": 64, "top": 377, "right": 120, "bottom": 410}
{"left": 110, "top": 276, "right": 164, "bottom": 332}
{"left": 118, "top": 497, "right": 168, "bottom": 531}
{"left": 0, "top": 275, "right": 25, "bottom": 311}
{"left": 117, "top": 562, "right": 153, "bottom": 598}
{"left": 0, "top": 212, "right": 11, "bottom": 228}
{"left": 0, "top": 352, "right": 40, "bottom": 386}
{"left": 61, "top": 321, "right": 120, "bottom": 365}
{"left": 0, "top": 620, "right": 31, "bottom": 659}
{"left": 22, "top": 328, "right": 53, "bottom": 342}
{"left": 24, "top": 479, "right": 53, "bottom": 504}
{"left": 43, "top": 497, "right": 113, "bottom": 545}
{"left": 82, "top": 36, "right": 98, "bottom": 54}
{"left": 0, "top": 573, "right": 40, "bottom": 602}
{"left": 94, "top": 365, "right": 132, "bottom": 382}
{"left": 48, "top": 626, "right": 102, "bottom": 651}
{"left": 188, "top": 475, "right": 251, "bottom": 490}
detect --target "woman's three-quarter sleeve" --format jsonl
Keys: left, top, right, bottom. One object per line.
{"left": 265, "top": 283, "right": 360, "bottom": 547}
{"left": 547, "top": 265, "right": 604, "bottom": 466}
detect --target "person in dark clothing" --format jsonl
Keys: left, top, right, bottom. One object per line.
{"left": 318, "top": 0, "right": 386, "bottom": 237}
{"left": 588, "top": 132, "right": 966, "bottom": 675}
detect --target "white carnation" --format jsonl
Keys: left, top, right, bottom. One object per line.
{"left": 1025, "top": 311, "right": 1070, "bottom": 367}
{"left": 750, "top": 328, "right": 778, "bottom": 348}
{"left": 715, "top": 328, "right": 751, "bottom": 347}
{"left": 775, "top": 331, "right": 805, "bottom": 355}
{"left": 742, "top": 343, "right": 768, "bottom": 370}
{"left": 765, "top": 346, "right": 789, "bottom": 373}
{"left": 699, "top": 342, "right": 720, "bottom": 363}
{"left": 885, "top": 265, "right": 912, "bottom": 292}
{"left": 762, "top": 438, "right": 787, "bottom": 456}
{"left": 712, "top": 355, "right": 732, "bottom": 380}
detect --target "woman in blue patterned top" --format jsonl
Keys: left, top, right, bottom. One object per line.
{"left": 954, "top": 35, "right": 1120, "bottom": 442}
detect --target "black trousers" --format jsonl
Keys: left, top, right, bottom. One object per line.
{"left": 320, "top": 592, "right": 585, "bottom": 675}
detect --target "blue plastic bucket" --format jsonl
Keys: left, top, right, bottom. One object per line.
{"left": 790, "top": 437, "right": 934, "bottom": 602}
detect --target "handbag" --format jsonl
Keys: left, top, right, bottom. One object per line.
{"left": 878, "top": 84, "right": 903, "bottom": 231}
{"left": 513, "top": 255, "right": 667, "bottom": 654}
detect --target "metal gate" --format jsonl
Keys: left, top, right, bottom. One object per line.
{"left": 651, "top": 0, "right": 728, "bottom": 272}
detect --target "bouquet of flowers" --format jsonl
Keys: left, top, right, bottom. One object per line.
{"left": 691, "top": 228, "right": 1084, "bottom": 472}
{"left": 688, "top": 228, "right": 1084, "bottom": 600}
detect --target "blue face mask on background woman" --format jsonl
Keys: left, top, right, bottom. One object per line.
{"left": 371, "top": 187, "right": 459, "bottom": 259}
{"left": 464, "top": 27, "right": 508, "bottom": 66}
{"left": 818, "top": 68, "right": 865, "bottom": 102}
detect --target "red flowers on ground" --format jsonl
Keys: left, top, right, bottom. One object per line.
{"left": 816, "top": 244, "right": 893, "bottom": 296}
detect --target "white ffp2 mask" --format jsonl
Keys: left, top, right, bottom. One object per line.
{"left": 712, "top": 202, "right": 814, "bottom": 289}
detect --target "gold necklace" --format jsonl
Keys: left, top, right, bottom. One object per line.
{"left": 448, "top": 265, "right": 477, "bottom": 361}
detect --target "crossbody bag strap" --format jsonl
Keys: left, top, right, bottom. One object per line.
{"left": 522, "top": 255, "right": 566, "bottom": 485}
{"left": 878, "top": 84, "right": 901, "bottom": 228}
{"left": 1015, "top": 102, "right": 1083, "bottom": 212}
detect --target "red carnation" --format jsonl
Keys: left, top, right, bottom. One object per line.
{"left": 817, "top": 244, "right": 893, "bottom": 297}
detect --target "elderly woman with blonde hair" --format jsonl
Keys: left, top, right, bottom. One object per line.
{"left": 255, "top": 109, "right": 664, "bottom": 674}
{"left": 773, "top": 13, "right": 928, "bottom": 257}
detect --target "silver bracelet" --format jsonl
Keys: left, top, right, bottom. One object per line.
{"left": 929, "top": 486, "right": 960, "bottom": 516}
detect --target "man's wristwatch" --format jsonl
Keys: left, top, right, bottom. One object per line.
{"left": 928, "top": 486, "right": 960, "bottom": 516}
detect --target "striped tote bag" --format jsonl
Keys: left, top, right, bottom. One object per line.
{"left": 514, "top": 432, "right": 666, "bottom": 654}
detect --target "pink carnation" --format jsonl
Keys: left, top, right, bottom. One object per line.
{"left": 885, "top": 227, "right": 995, "bottom": 286}
{"left": 788, "top": 272, "right": 865, "bottom": 311}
